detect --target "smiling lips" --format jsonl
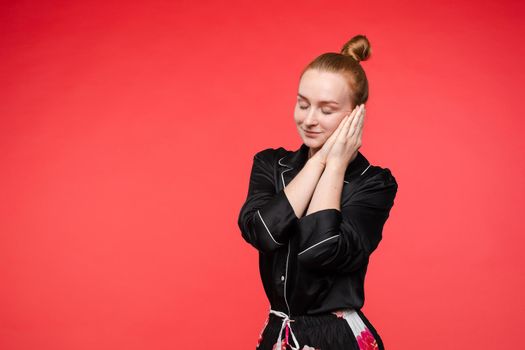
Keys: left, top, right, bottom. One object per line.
{"left": 304, "top": 129, "right": 321, "bottom": 135}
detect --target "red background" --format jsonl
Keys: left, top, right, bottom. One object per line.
{"left": 1, "top": 0, "right": 524, "bottom": 349}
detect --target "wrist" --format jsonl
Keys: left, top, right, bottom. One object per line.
{"left": 307, "top": 154, "right": 326, "bottom": 170}
{"left": 325, "top": 161, "right": 347, "bottom": 175}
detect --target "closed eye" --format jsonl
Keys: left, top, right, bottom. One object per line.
{"left": 299, "top": 105, "right": 333, "bottom": 115}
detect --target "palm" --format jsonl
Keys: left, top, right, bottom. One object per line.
{"left": 326, "top": 104, "right": 365, "bottom": 168}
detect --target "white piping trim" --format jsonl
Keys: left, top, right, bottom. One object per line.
{"left": 284, "top": 240, "right": 291, "bottom": 315}
{"left": 278, "top": 156, "right": 293, "bottom": 168}
{"left": 343, "top": 164, "right": 371, "bottom": 184}
{"left": 297, "top": 234, "right": 340, "bottom": 256}
{"left": 360, "top": 164, "right": 371, "bottom": 175}
{"left": 278, "top": 156, "right": 294, "bottom": 188}
{"left": 277, "top": 155, "right": 297, "bottom": 318}
{"left": 280, "top": 167, "right": 294, "bottom": 188}
{"left": 256, "top": 210, "right": 284, "bottom": 245}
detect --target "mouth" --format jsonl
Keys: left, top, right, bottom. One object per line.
{"left": 303, "top": 129, "right": 322, "bottom": 135}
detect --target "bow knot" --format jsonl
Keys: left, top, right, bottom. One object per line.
{"left": 269, "top": 309, "right": 300, "bottom": 350}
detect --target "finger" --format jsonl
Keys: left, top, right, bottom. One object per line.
{"left": 355, "top": 106, "right": 365, "bottom": 143}
{"left": 354, "top": 105, "right": 365, "bottom": 138}
{"left": 348, "top": 104, "right": 363, "bottom": 138}
{"left": 338, "top": 113, "right": 352, "bottom": 133}
{"left": 325, "top": 114, "right": 350, "bottom": 150}
{"left": 338, "top": 110, "right": 354, "bottom": 131}
{"left": 333, "top": 112, "right": 352, "bottom": 138}
{"left": 338, "top": 107, "right": 358, "bottom": 142}
{"left": 331, "top": 104, "right": 358, "bottom": 147}
{"left": 335, "top": 113, "right": 353, "bottom": 145}
{"left": 359, "top": 105, "right": 366, "bottom": 131}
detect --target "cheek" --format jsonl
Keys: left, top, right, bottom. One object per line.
{"left": 294, "top": 109, "right": 305, "bottom": 123}
{"left": 321, "top": 119, "right": 340, "bottom": 133}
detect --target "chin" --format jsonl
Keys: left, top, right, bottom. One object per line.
{"left": 302, "top": 137, "right": 323, "bottom": 148}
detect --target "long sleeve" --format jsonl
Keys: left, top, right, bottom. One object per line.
{"left": 237, "top": 150, "right": 299, "bottom": 253}
{"left": 296, "top": 168, "right": 398, "bottom": 274}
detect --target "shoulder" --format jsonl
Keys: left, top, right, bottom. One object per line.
{"left": 362, "top": 165, "right": 398, "bottom": 188}
{"left": 344, "top": 159, "right": 398, "bottom": 196}
{"left": 253, "top": 146, "right": 289, "bottom": 163}
{"left": 348, "top": 164, "right": 398, "bottom": 208}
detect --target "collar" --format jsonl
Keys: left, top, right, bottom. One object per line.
{"left": 278, "top": 142, "right": 371, "bottom": 180}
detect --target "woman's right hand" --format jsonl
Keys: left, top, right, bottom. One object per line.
{"left": 311, "top": 105, "right": 361, "bottom": 167}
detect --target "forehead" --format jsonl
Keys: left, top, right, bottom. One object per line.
{"left": 298, "top": 69, "right": 350, "bottom": 102}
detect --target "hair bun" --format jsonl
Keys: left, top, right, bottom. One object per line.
{"left": 341, "top": 35, "right": 371, "bottom": 62}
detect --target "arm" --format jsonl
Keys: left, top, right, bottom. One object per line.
{"left": 237, "top": 149, "right": 325, "bottom": 253}
{"left": 304, "top": 162, "right": 346, "bottom": 215}
{"left": 284, "top": 156, "right": 326, "bottom": 219}
{"left": 304, "top": 104, "right": 364, "bottom": 215}
{"left": 296, "top": 169, "right": 398, "bottom": 274}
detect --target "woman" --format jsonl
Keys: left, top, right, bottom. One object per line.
{"left": 238, "top": 34, "right": 398, "bottom": 350}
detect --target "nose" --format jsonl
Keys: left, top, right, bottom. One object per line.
{"left": 303, "top": 108, "right": 318, "bottom": 126}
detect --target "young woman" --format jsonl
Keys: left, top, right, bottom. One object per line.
{"left": 238, "top": 34, "right": 398, "bottom": 350}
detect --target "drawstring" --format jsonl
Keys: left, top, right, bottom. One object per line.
{"left": 269, "top": 309, "right": 300, "bottom": 350}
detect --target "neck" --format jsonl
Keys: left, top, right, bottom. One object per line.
{"left": 308, "top": 147, "right": 319, "bottom": 159}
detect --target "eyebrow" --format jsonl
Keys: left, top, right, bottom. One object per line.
{"left": 297, "top": 93, "right": 339, "bottom": 105}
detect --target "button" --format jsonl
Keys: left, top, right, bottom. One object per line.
{"left": 281, "top": 275, "right": 285, "bottom": 281}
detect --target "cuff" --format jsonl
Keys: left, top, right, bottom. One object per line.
{"left": 257, "top": 189, "right": 299, "bottom": 244}
{"left": 296, "top": 208, "right": 342, "bottom": 255}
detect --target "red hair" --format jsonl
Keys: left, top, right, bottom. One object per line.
{"left": 300, "top": 34, "right": 372, "bottom": 108}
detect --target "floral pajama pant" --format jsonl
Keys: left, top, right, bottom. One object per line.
{"left": 256, "top": 308, "right": 384, "bottom": 350}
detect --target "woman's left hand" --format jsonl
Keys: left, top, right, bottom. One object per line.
{"left": 325, "top": 103, "right": 366, "bottom": 170}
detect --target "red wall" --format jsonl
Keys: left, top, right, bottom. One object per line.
{"left": 1, "top": 0, "right": 524, "bottom": 349}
